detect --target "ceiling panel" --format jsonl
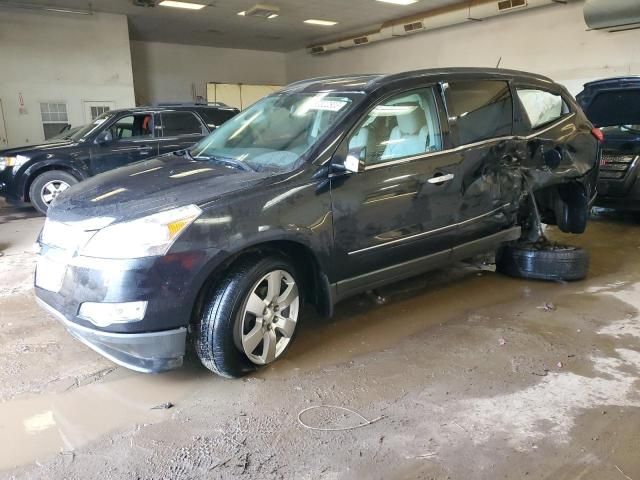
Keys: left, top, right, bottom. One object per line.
{"left": 1, "top": 0, "right": 462, "bottom": 51}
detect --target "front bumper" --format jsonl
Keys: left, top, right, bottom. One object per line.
{"left": 37, "top": 297, "right": 187, "bottom": 373}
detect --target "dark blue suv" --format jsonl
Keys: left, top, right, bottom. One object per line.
{"left": 0, "top": 103, "right": 238, "bottom": 214}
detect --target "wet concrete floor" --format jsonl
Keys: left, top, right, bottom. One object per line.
{"left": 0, "top": 200, "right": 639, "bottom": 479}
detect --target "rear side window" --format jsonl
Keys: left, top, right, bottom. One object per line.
{"left": 446, "top": 80, "right": 513, "bottom": 144}
{"left": 161, "top": 111, "right": 206, "bottom": 137}
{"left": 516, "top": 89, "right": 570, "bottom": 130}
{"left": 197, "top": 109, "right": 237, "bottom": 129}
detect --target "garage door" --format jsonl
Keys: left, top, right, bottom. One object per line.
{"left": 207, "top": 83, "right": 281, "bottom": 110}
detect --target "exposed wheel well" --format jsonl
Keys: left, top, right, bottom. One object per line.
{"left": 190, "top": 240, "right": 332, "bottom": 328}
{"left": 24, "top": 165, "right": 82, "bottom": 202}
{"left": 533, "top": 181, "right": 587, "bottom": 227}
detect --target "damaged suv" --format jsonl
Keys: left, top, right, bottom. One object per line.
{"left": 35, "top": 68, "right": 600, "bottom": 377}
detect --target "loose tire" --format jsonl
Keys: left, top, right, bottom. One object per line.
{"left": 194, "top": 256, "right": 302, "bottom": 378}
{"left": 29, "top": 170, "right": 78, "bottom": 215}
{"left": 496, "top": 243, "right": 589, "bottom": 281}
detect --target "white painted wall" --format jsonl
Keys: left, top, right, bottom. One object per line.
{"left": 130, "top": 41, "right": 287, "bottom": 106}
{"left": 285, "top": 1, "right": 640, "bottom": 96}
{"left": 0, "top": 10, "right": 135, "bottom": 148}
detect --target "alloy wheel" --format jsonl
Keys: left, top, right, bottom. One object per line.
{"left": 41, "top": 180, "right": 70, "bottom": 205}
{"left": 237, "top": 269, "right": 300, "bottom": 365}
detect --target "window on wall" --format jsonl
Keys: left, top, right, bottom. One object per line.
{"left": 516, "top": 89, "right": 570, "bottom": 130}
{"left": 446, "top": 81, "right": 513, "bottom": 145}
{"left": 90, "top": 105, "right": 111, "bottom": 120}
{"left": 40, "top": 102, "right": 69, "bottom": 139}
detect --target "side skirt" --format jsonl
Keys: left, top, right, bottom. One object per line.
{"left": 333, "top": 226, "right": 521, "bottom": 302}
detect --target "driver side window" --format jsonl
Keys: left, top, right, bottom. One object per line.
{"left": 107, "top": 114, "right": 153, "bottom": 141}
{"left": 348, "top": 87, "right": 443, "bottom": 166}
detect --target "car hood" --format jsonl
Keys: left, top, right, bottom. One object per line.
{"left": 0, "top": 140, "right": 78, "bottom": 157}
{"left": 48, "top": 153, "right": 272, "bottom": 224}
{"left": 576, "top": 78, "right": 640, "bottom": 127}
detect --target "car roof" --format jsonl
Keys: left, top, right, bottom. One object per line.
{"left": 281, "top": 67, "right": 556, "bottom": 94}
{"left": 106, "top": 104, "right": 239, "bottom": 116}
{"left": 581, "top": 76, "right": 640, "bottom": 89}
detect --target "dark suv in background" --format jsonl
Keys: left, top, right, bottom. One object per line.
{"left": 0, "top": 103, "right": 239, "bottom": 213}
{"left": 577, "top": 77, "right": 640, "bottom": 214}
{"left": 35, "top": 68, "right": 600, "bottom": 377}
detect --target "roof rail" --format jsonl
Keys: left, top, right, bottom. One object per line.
{"left": 153, "top": 101, "right": 233, "bottom": 108}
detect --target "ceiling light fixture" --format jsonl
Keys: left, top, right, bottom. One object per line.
{"left": 237, "top": 10, "right": 246, "bottom": 15}
{"left": 304, "top": 19, "right": 338, "bottom": 26}
{"left": 376, "top": 0, "right": 418, "bottom": 4}
{"left": 0, "top": 1, "right": 91, "bottom": 15}
{"left": 158, "top": 0, "right": 207, "bottom": 10}
{"left": 267, "top": 13, "right": 278, "bottom": 19}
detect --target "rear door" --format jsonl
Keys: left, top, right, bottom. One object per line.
{"left": 157, "top": 110, "right": 209, "bottom": 155}
{"left": 195, "top": 108, "right": 238, "bottom": 131}
{"left": 442, "top": 80, "right": 522, "bottom": 245}
{"left": 89, "top": 112, "right": 158, "bottom": 174}
{"left": 330, "top": 85, "right": 463, "bottom": 288}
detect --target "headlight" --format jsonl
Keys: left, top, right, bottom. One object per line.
{"left": 80, "top": 204, "right": 202, "bottom": 259}
{"left": 0, "top": 155, "right": 29, "bottom": 170}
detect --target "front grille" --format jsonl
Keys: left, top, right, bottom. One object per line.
{"left": 599, "top": 153, "right": 637, "bottom": 180}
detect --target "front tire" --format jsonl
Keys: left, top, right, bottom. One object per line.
{"left": 29, "top": 170, "right": 78, "bottom": 215}
{"left": 194, "top": 256, "right": 302, "bottom": 378}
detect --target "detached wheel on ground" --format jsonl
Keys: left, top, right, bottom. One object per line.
{"left": 194, "top": 255, "right": 302, "bottom": 378}
{"left": 29, "top": 170, "right": 78, "bottom": 215}
{"left": 496, "top": 242, "right": 589, "bottom": 281}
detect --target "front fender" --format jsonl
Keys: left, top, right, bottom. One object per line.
{"left": 18, "top": 156, "right": 89, "bottom": 200}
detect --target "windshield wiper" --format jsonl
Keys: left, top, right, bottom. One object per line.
{"left": 193, "top": 152, "right": 255, "bottom": 172}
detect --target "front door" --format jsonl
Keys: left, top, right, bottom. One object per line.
{"left": 331, "top": 86, "right": 462, "bottom": 291}
{"left": 90, "top": 112, "right": 158, "bottom": 174}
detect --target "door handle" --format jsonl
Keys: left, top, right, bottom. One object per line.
{"left": 428, "top": 173, "right": 455, "bottom": 184}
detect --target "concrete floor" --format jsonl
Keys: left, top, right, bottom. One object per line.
{"left": 0, "top": 199, "right": 639, "bottom": 480}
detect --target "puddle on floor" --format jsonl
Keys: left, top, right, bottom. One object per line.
{"left": 0, "top": 368, "right": 207, "bottom": 469}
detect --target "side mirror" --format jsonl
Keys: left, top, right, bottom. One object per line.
{"left": 95, "top": 130, "right": 113, "bottom": 145}
{"left": 342, "top": 146, "right": 366, "bottom": 174}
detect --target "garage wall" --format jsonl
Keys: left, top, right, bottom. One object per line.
{"left": 285, "top": 1, "right": 640, "bottom": 96}
{"left": 130, "top": 41, "right": 287, "bottom": 106}
{"left": 0, "top": 10, "right": 135, "bottom": 148}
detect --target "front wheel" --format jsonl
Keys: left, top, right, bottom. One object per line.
{"left": 194, "top": 256, "right": 302, "bottom": 378}
{"left": 29, "top": 170, "right": 78, "bottom": 215}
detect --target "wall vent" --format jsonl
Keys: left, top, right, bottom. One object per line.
{"left": 353, "top": 36, "right": 369, "bottom": 45}
{"left": 244, "top": 3, "right": 279, "bottom": 18}
{"left": 404, "top": 21, "right": 424, "bottom": 33}
{"left": 498, "top": 0, "right": 527, "bottom": 11}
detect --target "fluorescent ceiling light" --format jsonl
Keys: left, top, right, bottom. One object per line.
{"left": 238, "top": 10, "right": 246, "bottom": 15}
{"left": 304, "top": 19, "right": 338, "bottom": 26}
{"left": 267, "top": 13, "right": 279, "bottom": 19}
{"left": 376, "top": 0, "right": 418, "bottom": 4}
{"left": 158, "top": 0, "right": 206, "bottom": 10}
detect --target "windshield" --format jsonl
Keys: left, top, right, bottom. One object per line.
{"left": 67, "top": 112, "right": 116, "bottom": 142}
{"left": 190, "top": 92, "right": 364, "bottom": 172}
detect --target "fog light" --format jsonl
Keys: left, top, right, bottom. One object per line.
{"left": 78, "top": 301, "right": 148, "bottom": 327}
